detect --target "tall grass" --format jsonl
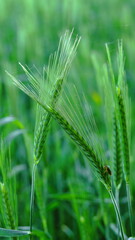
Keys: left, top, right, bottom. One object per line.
{"left": 1, "top": 1, "right": 135, "bottom": 239}
{"left": 7, "top": 34, "right": 134, "bottom": 239}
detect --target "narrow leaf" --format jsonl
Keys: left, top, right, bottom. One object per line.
{"left": 0, "top": 227, "right": 30, "bottom": 237}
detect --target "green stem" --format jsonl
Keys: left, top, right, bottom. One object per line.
{"left": 115, "top": 188, "right": 119, "bottom": 207}
{"left": 126, "top": 183, "right": 133, "bottom": 236}
{"left": 30, "top": 163, "right": 37, "bottom": 239}
{"left": 115, "top": 189, "right": 120, "bottom": 240}
{"left": 109, "top": 190, "right": 125, "bottom": 240}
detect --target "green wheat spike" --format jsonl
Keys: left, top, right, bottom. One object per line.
{"left": 15, "top": 30, "right": 81, "bottom": 165}
{"left": 49, "top": 108, "right": 111, "bottom": 190}
{"left": 34, "top": 113, "right": 51, "bottom": 163}
{"left": 117, "top": 87, "right": 130, "bottom": 184}
{"left": 0, "top": 183, "right": 15, "bottom": 230}
{"left": 113, "top": 113, "right": 123, "bottom": 189}
{"left": 34, "top": 78, "right": 63, "bottom": 164}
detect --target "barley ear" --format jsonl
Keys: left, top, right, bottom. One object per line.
{"left": 116, "top": 41, "right": 131, "bottom": 184}
{"left": 116, "top": 87, "right": 130, "bottom": 183}
{"left": 6, "top": 31, "right": 80, "bottom": 165}
{"left": 116, "top": 41, "right": 133, "bottom": 236}
{"left": 34, "top": 111, "right": 51, "bottom": 163}
{"left": 49, "top": 83, "right": 111, "bottom": 190}
{"left": 112, "top": 113, "right": 123, "bottom": 189}
{"left": 104, "top": 42, "right": 126, "bottom": 187}
{"left": 50, "top": 109, "right": 111, "bottom": 190}
{"left": 0, "top": 140, "right": 17, "bottom": 230}
{"left": 0, "top": 183, "right": 15, "bottom": 230}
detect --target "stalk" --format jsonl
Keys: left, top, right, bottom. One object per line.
{"left": 115, "top": 189, "right": 120, "bottom": 240}
{"left": 30, "top": 163, "right": 37, "bottom": 239}
{"left": 109, "top": 190, "right": 125, "bottom": 240}
{"left": 98, "top": 183, "right": 110, "bottom": 239}
{"left": 35, "top": 170, "right": 48, "bottom": 232}
{"left": 115, "top": 189, "right": 119, "bottom": 209}
{"left": 126, "top": 183, "right": 133, "bottom": 236}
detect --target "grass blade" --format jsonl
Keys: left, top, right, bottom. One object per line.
{"left": 0, "top": 227, "right": 30, "bottom": 237}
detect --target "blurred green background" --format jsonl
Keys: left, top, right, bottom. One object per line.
{"left": 0, "top": 0, "right": 135, "bottom": 239}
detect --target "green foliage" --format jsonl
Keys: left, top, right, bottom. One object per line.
{"left": 1, "top": 0, "right": 135, "bottom": 239}
{"left": 0, "top": 228, "right": 30, "bottom": 237}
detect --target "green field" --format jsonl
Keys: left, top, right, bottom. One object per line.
{"left": 0, "top": 1, "right": 135, "bottom": 239}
